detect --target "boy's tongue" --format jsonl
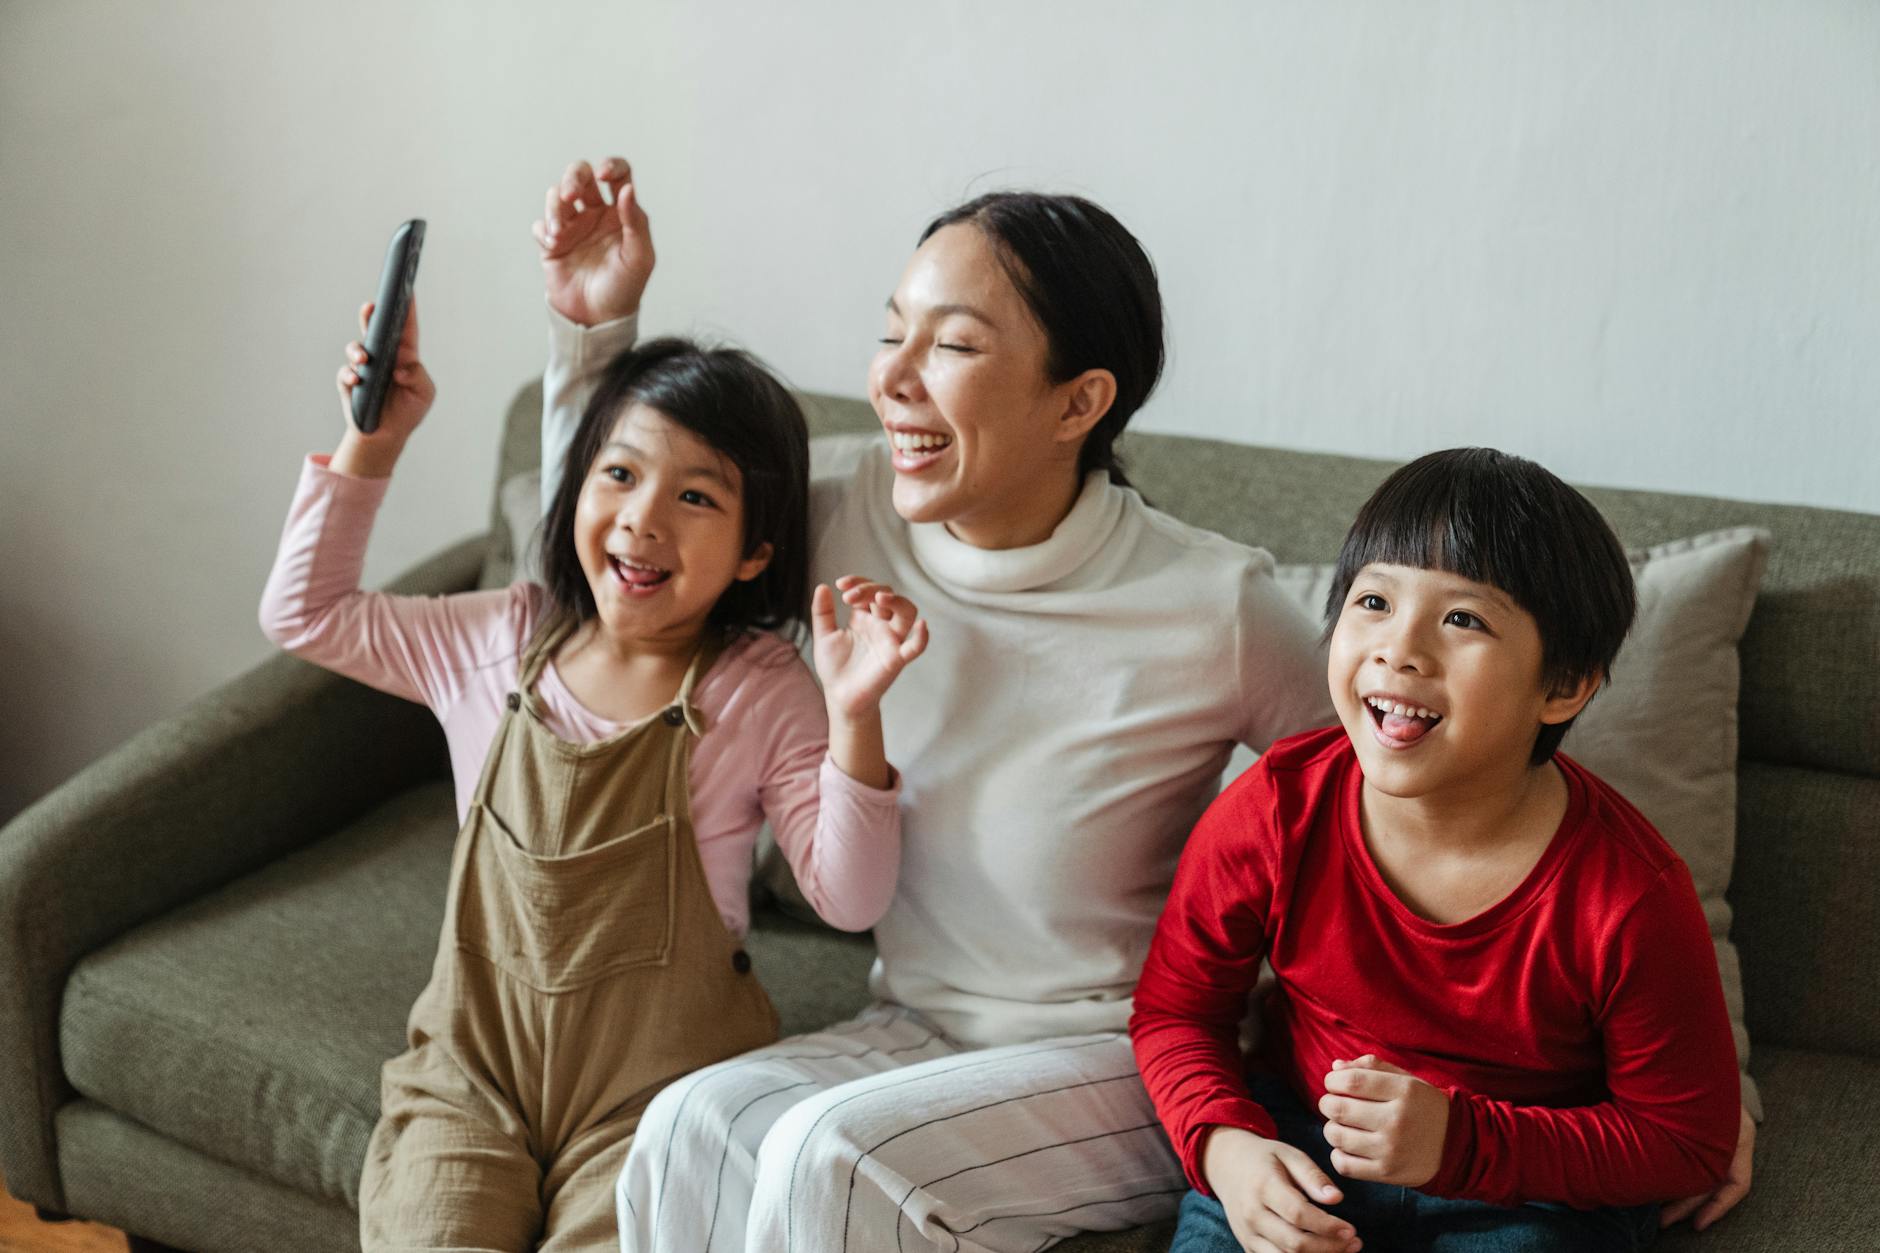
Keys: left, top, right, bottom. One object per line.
{"left": 1380, "top": 711, "right": 1436, "bottom": 744}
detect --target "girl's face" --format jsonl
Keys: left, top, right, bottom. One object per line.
{"left": 869, "top": 224, "right": 1093, "bottom": 549}
{"left": 574, "top": 403, "right": 771, "bottom": 648}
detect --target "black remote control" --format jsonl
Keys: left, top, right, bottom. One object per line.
{"left": 350, "top": 219, "right": 426, "bottom": 434}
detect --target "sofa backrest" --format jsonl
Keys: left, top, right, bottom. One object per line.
{"left": 497, "top": 381, "right": 1880, "bottom": 1060}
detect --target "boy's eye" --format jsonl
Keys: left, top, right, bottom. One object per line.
{"left": 1446, "top": 610, "right": 1486, "bottom": 630}
{"left": 1356, "top": 593, "right": 1388, "bottom": 612}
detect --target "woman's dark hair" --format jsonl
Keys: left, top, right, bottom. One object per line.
{"left": 1324, "top": 448, "right": 1637, "bottom": 764}
{"left": 920, "top": 191, "right": 1163, "bottom": 488}
{"left": 540, "top": 336, "right": 810, "bottom": 641}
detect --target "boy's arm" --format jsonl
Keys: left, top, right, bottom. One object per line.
{"left": 1128, "top": 773, "right": 1283, "bottom": 1191}
{"left": 1424, "top": 866, "right": 1741, "bottom": 1209}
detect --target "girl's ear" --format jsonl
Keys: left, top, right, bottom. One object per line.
{"left": 735, "top": 541, "right": 774, "bottom": 583}
{"left": 1053, "top": 368, "right": 1117, "bottom": 446}
{"left": 1540, "top": 669, "right": 1603, "bottom": 725}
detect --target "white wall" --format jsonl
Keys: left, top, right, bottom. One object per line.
{"left": 2, "top": 0, "right": 1876, "bottom": 819}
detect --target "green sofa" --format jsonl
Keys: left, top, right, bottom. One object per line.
{"left": 3, "top": 381, "right": 1875, "bottom": 1252}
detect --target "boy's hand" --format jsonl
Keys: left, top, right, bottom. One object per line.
{"left": 811, "top": 576, "right": 929, "bottom": 720}
{"left": 1200, "top": 1125, "right": 1360, "bottom": 1253}
{"left": 534, "top": 156, "right": 654, "bottom": 326}
{"left": 1660, "top": 1104, "right": 1754, "bottom": 1230}
{"left": 1318, "top": 1056, "right": 1449, "bottom": 1188}
{"left": 334, "top": 299, "right": 433, "bottom": 478}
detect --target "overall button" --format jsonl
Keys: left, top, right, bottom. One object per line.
{"left": 731, "top": 950, "right": 752, "bottom": 975}
{"left": 662, "top": 706, "right": 686, "bottom": 727}
{"left": 505, "top": 692, "right": 521, "bottom": 711}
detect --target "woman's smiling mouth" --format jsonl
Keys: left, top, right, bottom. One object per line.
{"left": 886, "top": 426, "right": 954, "bottom": 472}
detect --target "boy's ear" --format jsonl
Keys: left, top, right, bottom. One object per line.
{"left": 1539, "top": 669, "right": 1603, "bottom": 726}
{"left": 736, "top": 542, "right": 774, "bottom": 583}
{"left": 1053, "top": 368, "right": 1117, "bottom": 446}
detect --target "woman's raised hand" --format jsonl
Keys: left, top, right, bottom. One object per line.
{"left": 333, "top": 298, "right": 434, "bottom": 477}
{"left": 812, "top": 576, "right": 931, "bottom": 721}
{"left": 534, "top": 157, "right": 654, "bottom": 327}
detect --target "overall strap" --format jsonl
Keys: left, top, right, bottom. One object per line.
{"left": 514, "top": 612, "right": 579, "bottom": 708}
{"left": 666, "top": 633, "right": 728, "bottom": 738}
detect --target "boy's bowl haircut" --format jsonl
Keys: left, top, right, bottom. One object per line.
{"left": 1324, "top": 447, "right": 1637, "bottom": 764}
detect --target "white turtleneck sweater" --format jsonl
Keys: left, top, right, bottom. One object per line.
{"left": 544, "top": 309, "right": 1335, "bottom": 1046}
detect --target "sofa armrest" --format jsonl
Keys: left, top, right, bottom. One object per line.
{"left": 0, "top": 534, "right": 484, "bottom": 1211}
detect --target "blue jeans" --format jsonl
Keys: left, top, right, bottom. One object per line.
{"left": 1170, "top": 1077, "right": 1658, "bottom": 1253}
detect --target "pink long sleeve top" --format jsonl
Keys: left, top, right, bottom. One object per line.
{"left": 259, "top": 454, "right": 901, "bottom": 936}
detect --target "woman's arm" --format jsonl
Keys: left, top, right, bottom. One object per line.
{"left": 535, "top": 157, "right": 652, "bottom": 517}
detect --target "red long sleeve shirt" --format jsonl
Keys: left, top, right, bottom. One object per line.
{"left": 1130, "top": 727, "right": 1739, "bottom": 1210}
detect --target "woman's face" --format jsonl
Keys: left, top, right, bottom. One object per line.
{"left": 868, "top": 224, "right": 1091, "bottom": 549}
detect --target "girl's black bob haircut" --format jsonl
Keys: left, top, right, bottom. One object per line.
{"left": 540, "top": 336, "right": 810, "bottom": 642}
{"left": 1324, "top": 447, "right": 1637, "bottom": 765}
{"left": 920, "top": 191, "right": 1164, "bottom": 491}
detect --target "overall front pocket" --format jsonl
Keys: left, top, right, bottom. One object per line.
{"left": 454, "top": 805, "right": 676, "bottom": 993}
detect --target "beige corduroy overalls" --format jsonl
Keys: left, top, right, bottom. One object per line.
{"left": 360, "top": 618, "right": 781, "bottom": 1252}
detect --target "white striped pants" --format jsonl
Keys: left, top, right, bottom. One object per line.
{"left": 614, "top": 1003, "right": 1185, "bottom": 1252}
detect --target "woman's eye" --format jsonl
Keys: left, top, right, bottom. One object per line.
{"left": 1357, "top": 593, "right": 1388, "bottom": 612}
{"left": 1446, "top": 610, "right": 1485, "bottom": 630}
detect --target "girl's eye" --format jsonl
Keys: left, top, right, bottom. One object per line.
{"left": 1446, "top": 610, "right": 1486, "bottom": 630}
{"left": 679, "top": 489, "right": 716, "bottom": 508}
{"left": 1356, "top": 593, "right": 1388, "bottom": 612}
{"left": 605, "top": 466, "right": 633, "bottom": 484}
{"left": 877, "top": 337, "right": 904, "bottom": 346}
{"left": 937, "top": 342, "right": 977, "bottom": 354}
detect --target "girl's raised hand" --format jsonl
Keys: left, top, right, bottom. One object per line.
{"left": 534, "top": 156, "right": 654, "bottom": 327}
{"left": 811, "top": 576, "right": 930, "bottom": 721}
{"left": 334, "top": 298, "right": 434, "bottom": 477}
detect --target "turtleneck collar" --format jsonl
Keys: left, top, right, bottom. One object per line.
{"left": 907, "top": 471, "right": 1126, "bottom": 593}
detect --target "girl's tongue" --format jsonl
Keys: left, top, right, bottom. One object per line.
{"left": 613, "top": 557, "right": 670, "bottom": 589}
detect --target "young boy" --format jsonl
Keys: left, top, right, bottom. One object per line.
{"left": 1131, "top": 448, "right": 1740, "bottom": 1253}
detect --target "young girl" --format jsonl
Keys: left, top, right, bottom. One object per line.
{"left": 259, "top": 298, "right": 927, "bottom": 1252}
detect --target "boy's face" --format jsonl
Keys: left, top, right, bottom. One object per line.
{"left": 1327, "top": 563, "right": 1592, "bottom": 801}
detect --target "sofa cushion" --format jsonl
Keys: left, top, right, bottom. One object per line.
{"left": 60, "top": 783, "right": 459, "bottom": 1207}
{"left": 58, "top": 774, "right": 880, "bottom": 1213}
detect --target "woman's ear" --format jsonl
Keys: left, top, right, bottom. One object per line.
{"left": 735, "top": 541, "right": 774, "bottom": 583}
{"left": 1540, "top": 669, "right": 1604, "bottom": 725}
{"left": 1053, "top": 368, "right": 1117, "bottom": 446}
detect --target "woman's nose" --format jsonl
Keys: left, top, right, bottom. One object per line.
{"left": 874, "top": 339, "right": 923, "bottom": 404}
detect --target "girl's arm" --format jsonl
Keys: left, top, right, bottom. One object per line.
{"left": 752, "top": 576, "right": 930, "bottom": 932}
{"left": 741, "top": 656, "right": 903, "bottom": 934}
{"left": 260, "top": 301, "right": 522, "bottom": 711}
{"left": 535, "top": 157, "right": 650, "bottom": 518}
